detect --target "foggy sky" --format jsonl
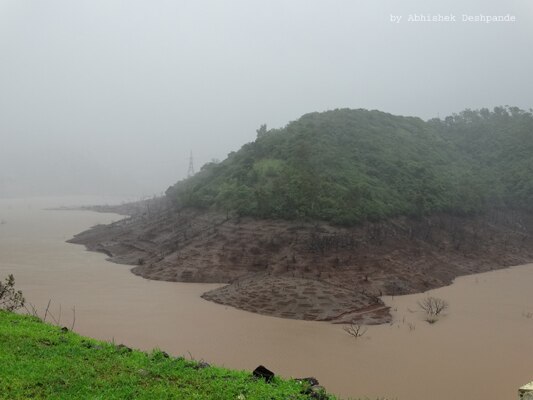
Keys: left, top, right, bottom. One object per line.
{"left": 1, "top": 0, "right": 532, "bottom": 198}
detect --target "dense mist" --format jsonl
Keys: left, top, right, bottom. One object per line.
{"left": 1, "top": 0, "right": 531, "bottom": 198}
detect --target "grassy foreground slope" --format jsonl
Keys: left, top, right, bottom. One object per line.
{"left": 166, "top": 107, "right": 533, "bottom": 225}
{"left": 0, "top": 312, "right": 334, "bottom": 400}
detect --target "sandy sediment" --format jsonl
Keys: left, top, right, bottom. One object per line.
{"left": 69, "top": 204, "right": 533, "bottom": 324}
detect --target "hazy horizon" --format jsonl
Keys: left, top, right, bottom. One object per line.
{"left": 1, "top": 0, "right": 532, "bottom": 198}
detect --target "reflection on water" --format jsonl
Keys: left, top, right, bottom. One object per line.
{"left": 1, "top": 197, "right": 533, "bottom": 400}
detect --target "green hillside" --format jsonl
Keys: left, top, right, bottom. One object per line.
{"left": 429, "top": 107, "right": 533, "bottom": 212}
{"left": 166, "top": 107, "right": 533, "bottom": 225}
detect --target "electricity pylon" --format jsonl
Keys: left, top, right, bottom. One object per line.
{"left": 187, "top": 151, "right": 195, "bottom": 178}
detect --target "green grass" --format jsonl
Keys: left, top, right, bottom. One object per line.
{"left": 0, "top": 311, "right": 335, "bottom": 399}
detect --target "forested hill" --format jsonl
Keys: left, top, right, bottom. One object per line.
{"left": 166, "top": 107, "right": 533, "bottom": 225}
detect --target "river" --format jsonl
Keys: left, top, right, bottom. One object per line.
{"left": 1, "top": 197, "right": 532, "bottom": 399}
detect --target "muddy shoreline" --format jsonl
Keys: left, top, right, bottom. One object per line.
{"left": 69, "top": 203, "right": 533, "bottom": 324}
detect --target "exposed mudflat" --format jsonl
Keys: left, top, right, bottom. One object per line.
{"left": 69, "top": 201, "right": 533, "bottom": 324}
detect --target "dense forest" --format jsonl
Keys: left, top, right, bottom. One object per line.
{"left": 165, "top": 107, "right": 533, "bottom": 225}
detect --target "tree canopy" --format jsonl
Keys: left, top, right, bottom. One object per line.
{"left": 165, "top": 107, "right": 533, "bottom": 225}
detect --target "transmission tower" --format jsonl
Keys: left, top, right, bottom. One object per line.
{"left": 187, "top": 151, "right": 195, "bottom": 178}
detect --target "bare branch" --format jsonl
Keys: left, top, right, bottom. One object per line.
{"left": 44, "top": 299, "right": 51, "bottom": 322}
{"left": 70, "top": 306, "right": 76, "bottom": 331}
{"left": 343, "top": 320, "right": 368, "bottom": 338}
{"left": 417, "top": 296, "right": 449, "bottom": 323}
{"left": 48, "top": 309, "right": 59, "bottom": 325}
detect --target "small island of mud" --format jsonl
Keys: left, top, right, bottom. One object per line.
{"left": 69, "top": 200, "right": 533, "bottom": 324}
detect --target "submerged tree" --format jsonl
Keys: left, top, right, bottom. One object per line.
{"left": 343, "top": 320, "right": 368, "bottom": 338}
{"left": 418, "top": 296, "right": 448, "bottom": 323}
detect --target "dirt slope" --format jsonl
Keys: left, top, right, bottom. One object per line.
{"left": 69, "top": 205, "right": 533, "bottom": 324}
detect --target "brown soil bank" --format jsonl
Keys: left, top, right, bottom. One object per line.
{"left": 69, "top": 205, "right": 533, "bottom": 324}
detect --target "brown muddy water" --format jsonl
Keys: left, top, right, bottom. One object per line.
{"left": 1, "top": 197, "right": 533, "bottom": 400}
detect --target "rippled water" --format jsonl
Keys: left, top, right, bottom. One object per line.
{"left": 1, "top": 197, "right": 532, "bottom": 399}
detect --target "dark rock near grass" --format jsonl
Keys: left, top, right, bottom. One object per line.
{"left": 298, "top": 378, "right": 328, "bottom": 400}
{"left": 117, "top": 344, "right": 132, "bottom": 353}
{"left": 308, "top": 386, "right": 328, "bottom": 400}
{"left": 296, "top": 377, "right": 320, "bottom": 387}
{"left": 253, "top": 365, "right": 275, "bottom": 382}
{"left": 194, "top": 361, "right": 210, "bottom": 369}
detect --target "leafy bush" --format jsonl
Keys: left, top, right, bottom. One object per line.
{"left": 0, "top": 274, "right": 25, "bottom": 311}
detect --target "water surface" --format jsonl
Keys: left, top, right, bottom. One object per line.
{"left": 1, "top": 197, "right": 532, "bottom": 399}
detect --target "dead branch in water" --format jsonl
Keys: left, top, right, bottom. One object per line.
{"left": 418, "top": 296, "right": 449, "bottom": 323}
{"left": 343, "top": 320, "right": 368, "bottom": 338}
